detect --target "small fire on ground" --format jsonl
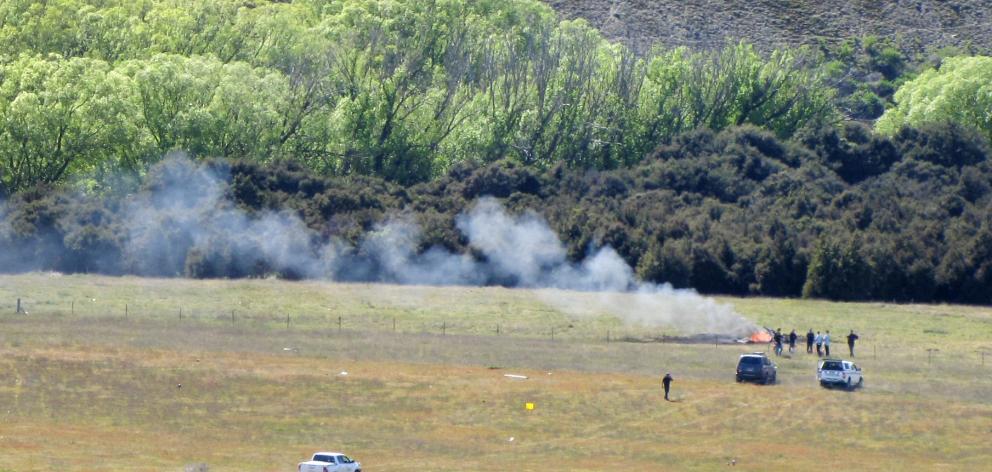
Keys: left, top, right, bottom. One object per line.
{"left": 748, "top": 330, "right": 773, "bottom": 343}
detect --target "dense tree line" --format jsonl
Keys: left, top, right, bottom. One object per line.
{"left": 3, "top": 123, "right": 991, "bottom": 303}
{"left": 0, "top": 0, "right": 833, "bottom": 193}
{"left": 2, "top": 0, "right": 991, "bottom": 305}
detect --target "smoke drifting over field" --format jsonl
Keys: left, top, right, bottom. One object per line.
{"left": 14, "top": 157, "right": 757, "bottom": 335}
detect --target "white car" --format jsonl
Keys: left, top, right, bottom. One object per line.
{"left": 817, "top": 359, "right": 863, "bottom": 389}
{"left": 298, "top": 452, "right": 361, "bottom": 472}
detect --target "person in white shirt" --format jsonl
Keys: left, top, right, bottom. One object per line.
{"left": 823, "top": 330, "right": 832, "bottom": 357}
{"left": 814, "top": 331, "right": 823, "bottom": 357}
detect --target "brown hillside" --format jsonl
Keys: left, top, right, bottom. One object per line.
{"left": 544, "top": 0, "right": 992, "bottom": 54}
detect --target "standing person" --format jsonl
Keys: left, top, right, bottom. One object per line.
{"left": 788, "top": 330, "right": 798, "bottom": 354}
{"left": 815, "top": 331, "right": 823, "bottom": 357}
{"left": 806, "top": 329, "right": 815, "bottom": 354}
{"left": 662, "top": 373, "right": 673, "bottom": 401}
{"left": 847, "top": 330, "right": 860, "bottom": 357}
{"left": 773, "top": 329, "right": 783, "bottom": 356}
{"left": 824, "top": 330, "right": 832, "bottom": 357}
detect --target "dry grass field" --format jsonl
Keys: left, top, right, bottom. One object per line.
{"left": 1, "top": 273, "right": 990, "bottom": 471}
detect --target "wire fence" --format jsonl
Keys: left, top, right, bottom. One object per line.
{"left": 6, "top": 296, "right": 991, "bottom": 369}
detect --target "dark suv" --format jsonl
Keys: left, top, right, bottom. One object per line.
{"left": 736, "top": 353, "right": 777, "bottom": 384}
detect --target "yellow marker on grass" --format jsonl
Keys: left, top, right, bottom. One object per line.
{"left": 525, "top": 402, "right": 535, "bottom": 410}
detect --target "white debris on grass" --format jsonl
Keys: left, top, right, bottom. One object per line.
{"left": 503, "top": 374, "right": 528, "bottom": 380}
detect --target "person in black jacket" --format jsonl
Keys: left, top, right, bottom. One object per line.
{"left": 788, "top": 329, "right": 798, "bottom": 353}
{"left": 806, "top": 329, "right": 815, "bottom": 354}
{"left": 662, "top": 373, "right": 673, "bottom": 401}
{"left": 847, "top": 330, "right": 860, "bottom": 357}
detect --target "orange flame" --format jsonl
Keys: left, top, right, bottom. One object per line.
{"left": 749, "top": 331, "right": 772, "bottom": 343}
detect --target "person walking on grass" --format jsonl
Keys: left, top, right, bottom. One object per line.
{"left": 773, "top": 329, "right": 783, "bottom": 356}
{"left": 847, "top": 330, "right": 860, "bottom": 357}
{"left": 824, "top": 330, "right": 832, "bottom": 357}
{"left": 788, "top": 329, "right": 798, "bottom": 354}
{"left": 806, "top": 329, "right": 815, "bottom": 354}
{"left": 815, "top": 331, "right": 823, "bottom": 357}
{"left": 663, "top": 373, "right": 673, "bottom": 401}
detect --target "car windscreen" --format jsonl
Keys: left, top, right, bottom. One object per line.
{"left": 821, "top": 361, "right": 843, "bottom": 370}
{"left": 739, "top": 357, "right": 762, "bottom": 365}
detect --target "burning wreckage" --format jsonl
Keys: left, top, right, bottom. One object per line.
{"left": 649, "top": 328, "right": 774, "bottom": 345}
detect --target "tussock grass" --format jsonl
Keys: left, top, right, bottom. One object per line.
{"left": 0, "top": 274, "right": 990, "bottom": 470}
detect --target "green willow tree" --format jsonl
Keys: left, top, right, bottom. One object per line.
{"left": 876, "top": 56, "right": 992, "bottom": 142}
{"left": 0, "top": 55, "right": 138, "bottom": 192}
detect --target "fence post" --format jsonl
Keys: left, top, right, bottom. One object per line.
{"left": 125, "top": 304, "right": 128, "bottom": 320}
{"left": 179, "top": 307, "right": 183, "bottom": 321}
{"left": 71, "top": 300, "right": 74, "bottom": 315}
{"left": 607, "top": 330, "right": 610, "bottom": 344}
{"left": 231, "top": 310, "right": 235, "bottom": 324}
{"left": 442, "top": 321, "right": 446, "bottom": 336}
{"left": 16, "top": 298, "right": 21, "bottom": 314}
{"left": 392, "top": 317, "right": 396, "bottom": 332}
{"left": 926, "top": 348, "right": 939, "bottom": 364}
{"left": 286, "top": 314, "right": 290, "bottom": 329}
{"left": 496, "top": 323, "right": 500, "bottom": 335}
{"left": 551, "top": 327, "right": 555, "bottom": 341}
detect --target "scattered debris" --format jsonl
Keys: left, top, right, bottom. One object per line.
{"left": 504, "top": 374, "right": 528, "bottom": 380}
{"left": 337, "top": 371, "right": 348, "bottom": 377}
{"left": 177, "top": 383, "right": 182, "bottom": 389}
{"left": 508, "top": 437, "right": 514, "bottom": 442}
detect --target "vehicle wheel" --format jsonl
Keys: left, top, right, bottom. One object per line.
{"left": 857, "top": 377, "right": 864, "bottom": 389}
{"left": 736, "top": 375, "right": 742, "bottom": 383}
{"left": 820, "top": 381, "right": 829, "bottom": 389}
{"left": 846, "top": 378, "right": 853, "bottom": 390}
{"left": 771, "top": 373, "right": 777, "bottom": 384}
{"left": 760, "top": 374, "right": 768, "bottom": 385}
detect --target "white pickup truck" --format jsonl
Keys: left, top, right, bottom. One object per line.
{"left": 298, "top": 452, "right": 361, "bottom": 472}
{"left": 817, "top": 359, "right": 863, "bottom": 389}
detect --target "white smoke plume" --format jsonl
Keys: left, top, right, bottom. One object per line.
{"left": 14, "top": 156, "right": 755, "bottom": 335}
{"left": 458, "top": 198, "right": 755, "bottom": 335}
